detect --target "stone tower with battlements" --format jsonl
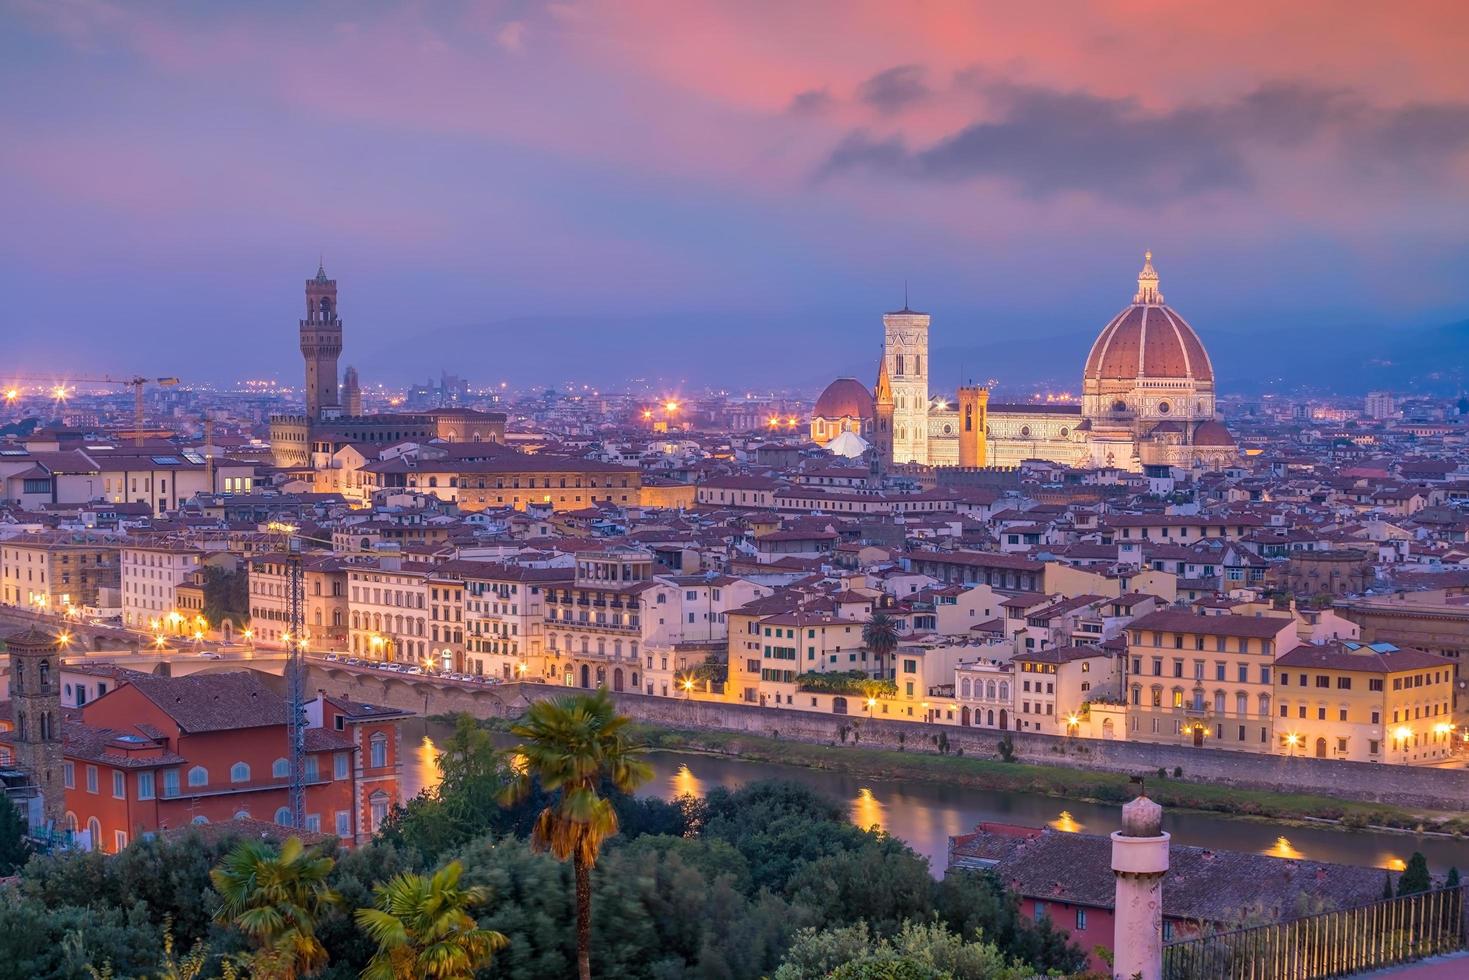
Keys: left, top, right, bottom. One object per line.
{"left": 5, "top": 628, "right": 64, "bottom": 829}
{"left": 301, "top": 262, "right": 343, "bottom": 420}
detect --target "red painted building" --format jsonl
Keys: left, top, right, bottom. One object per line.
{"left": 0, "top": 670, "right": 409, "bottom": 852}
{"left": 948, "top": 822, "right": 1397, "bottom": 972}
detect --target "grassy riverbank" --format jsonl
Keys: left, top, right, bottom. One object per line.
{"left": 452, "top": 713, "right": 1468, "bottom": 835}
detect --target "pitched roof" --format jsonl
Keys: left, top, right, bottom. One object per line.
{"left": 122, "top": 671, "right": 288, "bottom": 733}
{"left": 949, "top": 824, "right": 1392, "bottom": 924}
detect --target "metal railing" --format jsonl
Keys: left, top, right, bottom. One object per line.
{"left": 1163, "top": 884, "right": 1468, "bottom": 979}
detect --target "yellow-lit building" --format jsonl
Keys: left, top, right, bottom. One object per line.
{"left": 1273, "top": 640, "right": 1457, "bottom": 764}
{"left": 638, "top": 478, "right": 697, "bottom": 510}
{"left": 1123, "top": 609, "right": 1297, "bottom": 752}
{"left": 355, "top": 455, "right": 641, "bottom": 512}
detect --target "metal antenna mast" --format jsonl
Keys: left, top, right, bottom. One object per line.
{"left": 272, "top": 522, "right": 308, "bottom": 830}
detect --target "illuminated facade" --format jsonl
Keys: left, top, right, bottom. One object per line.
{"left": 833, "top": 253, "right": 1237, "bottom": 473}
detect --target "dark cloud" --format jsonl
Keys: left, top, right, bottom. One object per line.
{"left": 857, "top": 65, "right": 929, "bottom": 114}
{"left": 787, "top": 88, "right": 834, "bottom": 115}
{"left": 820, "top": 79, "right": 1469, "bottom": 202}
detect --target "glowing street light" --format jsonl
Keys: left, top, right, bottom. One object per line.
{"left": 3, "top": 388, "right": 17, "bottom": 402}
{"left": 56, "top": 631, "right": 72, "bottom": 648}
{"left": 664, "top": 400, "right": 679, "bottom": 413}
{"left": 153, "top": 634, "right": 167, "bottom": 650}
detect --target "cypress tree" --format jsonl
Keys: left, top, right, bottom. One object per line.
{"left": 1397, "top": 852, "right": 1432, "bottom": 897}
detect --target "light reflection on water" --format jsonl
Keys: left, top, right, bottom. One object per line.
{"left": 417, "top": 736, "right": 442, "bottom": 795}
{"left": 852, "top": 787, "right": 884, "bottom": 832}
{"left": 1050, "top": 810, "right": 1082, "bottom": 833}
{"left": 399, "top": 722, "right": 1469, "bottom": 876}
{"left": 671, "top": 763, "right": 702, "bottom": 799}
{"left": 1266, "top": 835, "right": 1304, "bottom": 860}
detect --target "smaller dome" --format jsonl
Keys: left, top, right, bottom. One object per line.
{"left": 813, "top": 378, "right": 875, "bottom": 421}
{"left": 825, "top": 431, "right": 870, "bottom": 458}
{"left": 1192, "top": 420, "right": 1235, "bottom": 447}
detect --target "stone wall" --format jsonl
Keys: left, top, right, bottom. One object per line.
{"left": 308, "top": 665, "right": 1469, "bottom": 810}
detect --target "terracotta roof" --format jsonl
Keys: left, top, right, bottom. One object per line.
{"left": 1127, "top": 609, "right": 1294, "bottom": 639}
{"left": 949, "top": 824, "right": 1392, "bottom": 924}
{"left": 812, "top": 378, "right": 875, "bottom": 421}
{"left": 1084, "top": 303, "right": 1214, "bottom": 383}
{"left": 1274, "top": 641, "right": 1452, "bottom": 674}
{"left": 122, "top": 672, "right": 289, "bottom": 733}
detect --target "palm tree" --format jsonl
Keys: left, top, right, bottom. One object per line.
{"left": 211, "top": 835, "right": 339, "bottom": 980}
{"left": 863, "top": 612, "right": 900, "bottom": 678}
{"left": 502, "top": 690, "right": 651, "bottom": 980}
{"left": 355, "top": 860, "right": 507, "bottom": 980}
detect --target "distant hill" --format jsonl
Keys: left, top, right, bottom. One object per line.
{"left": 361, "top": 312, "right": 1469, "bottom": 396}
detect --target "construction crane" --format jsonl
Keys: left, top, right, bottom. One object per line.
{"left": 7, "top": 375, "right": 180, "bottom": 446}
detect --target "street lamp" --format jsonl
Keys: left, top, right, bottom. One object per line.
{"left": 1284, "top": 732, "right": 1300, "bottom": 757}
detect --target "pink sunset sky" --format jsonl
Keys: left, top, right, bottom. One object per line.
{"left": 3, "top": 0, "right": 1468, "bottom": 385}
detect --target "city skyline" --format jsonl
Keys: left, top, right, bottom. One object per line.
{"left": 5, "top": 1, "right": 1469, "bottom": 387}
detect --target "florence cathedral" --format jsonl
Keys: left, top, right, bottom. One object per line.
{"left": 809, "top": 252, "right": 1237, "bottom": 473}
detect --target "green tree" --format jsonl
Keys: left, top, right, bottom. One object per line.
{"left": 1446, "top": 867, "right": 1461, "bottom": 889}
{"left": 379, "top": 714, "right": 517, "bottom": 861}
{"left": 501, "top": 690, "right": 652, "bottom": 980}
{"left": 934, "top": 870, "right": 1085, "bottom": 974}
{"left": 862, "top": 613, "right": 901, "bottom": 677}
{"left": 0, "top": 894, "right": 160, "bottom": 979}
{"left": 775, "top": 921, "right": 1026, "bottom": 980}
{"left": 454, "top": 836, "right": 576, "bottom": 980}
{"left": 355, "top": 860, "right": 507, "bottom": 980}
{"left": 211, "top": 836, "right": 340, "bottom": 980}
{"left": 21, "top": 829, "right": 245, "bottom": 950}
{"left": 0, "top": 799, "right": 31, "bottom": 874}
{"left": 202, "top": 565, "right": 250, "bottom": 627}
{"left": 1397, "top": 852, "right": 1432, "bottom": 896}
{"left": 785, "top": 836, "right": 936, "bottom": 935}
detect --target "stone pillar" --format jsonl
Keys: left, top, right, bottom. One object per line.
{"left": 1111, "top": 794, "right": 1169, "bottom": 980}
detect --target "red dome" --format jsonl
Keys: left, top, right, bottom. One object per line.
{"left": 813, "top": 378, "right": 875, "bottom": 420}
{"left": 1084, "top": 304, "right": 1213, "bottom": 383}
{"left": 1191, "top": 420, "right": 1235, "bottom": 447}
{"left": 1085, "top": 253, "right": 1213, "bottom": 384}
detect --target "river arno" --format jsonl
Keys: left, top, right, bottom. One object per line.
{"left": 401, "top": 720, "right": 1469, "bottom": 875}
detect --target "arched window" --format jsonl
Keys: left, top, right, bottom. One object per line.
{"left": 272, "top": 758, "right": 290, "bottom": 779}
{"left": 274, "top": 807, "right": 293, "bottom": 827}
{"left": 998, "top": 682, "right": 1009, "bottom": 701}
{"left": 1258, "top": 694, "right": 1271, "bottom": 716}
{"left": 229, "top": 762, "right": 251, "bottom": 783}
{"left": 234, "top": 810, "right": 251, "bottom": 820}
{"left": 192, "top": 815, "right": 209, "bottom": 825}
{"left": 39, "top": 660, "right": 50, "bottom": 691}
{"left": 64, "top": 811, "right": 78, "bottom": 833}
{"left": 187, "top": 765, "right": 208, "bottom": 787}
{"left": 369, "top": 733, "right": 387, "bottom": 769}
{"left": 960, "top": 678, "right": 972, "bottom": 698}
{"left": 986, "top": 680, "right": 996, "bottom": 699}
{"left": 87, "top": 817, "right": 101, "bottom": 843}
